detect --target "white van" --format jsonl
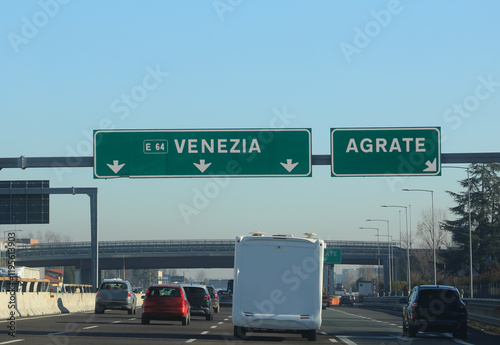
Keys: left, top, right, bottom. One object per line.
{"left": 232, "top": 234, "right": 324, "bottom": 341}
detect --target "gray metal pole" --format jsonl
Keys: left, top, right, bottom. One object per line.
{"left": 89, "top": 190, "right": 98, "bottom": 291}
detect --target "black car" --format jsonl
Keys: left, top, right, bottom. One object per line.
{"left": 400, "top": 285, "right": 467, "bottom": 339}
{"left": 180, "top": 284, "right": 214, "bottom": 321}
{"left": 218, "top": 289, "right": 233, "bottom": 306}
{"left": 206, "top": 285, "right": 220, "bottom": 313}
{"left": 339, "top": 294, "right": 354, "bottom": 305}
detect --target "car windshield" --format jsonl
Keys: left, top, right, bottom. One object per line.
{"left": 148, "top": 287, "right": 181, "bottom": 297}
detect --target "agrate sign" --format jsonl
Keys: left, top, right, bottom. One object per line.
{"left": 331, "top": 127, "right": 441, "bottom": 177}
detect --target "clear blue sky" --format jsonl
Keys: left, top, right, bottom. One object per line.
{"left": 1, "top": 0, "right": 499, "bottom": 248}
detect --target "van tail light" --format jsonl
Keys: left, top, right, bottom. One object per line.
{"left": 128, "top": 291, "right": 131, "bottom": 297}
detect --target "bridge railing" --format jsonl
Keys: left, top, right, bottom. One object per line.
{"left": 17, "top": 239, "right": 399, "bottom": 257}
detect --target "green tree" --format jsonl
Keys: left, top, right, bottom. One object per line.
{"left": 442, "top": 163, "right": 500, "bottom": 275}
{"left": 63, "top": 266, "right": 76, "bottom": 284}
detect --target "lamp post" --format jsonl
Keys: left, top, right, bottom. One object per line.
{"left": 359, "top": 227, "right": 380, "bottom": 292}
{"left": 366, "top": 219, "right": 391, "bottom": 293}
{"left": 443, "top": 165, "right": 473, "bottom": 298}
{"left": 382, "top": 205, "right": 411, "bottom": 291}
{"left": 403, "top": 188, "right": 436, "bottom": 285}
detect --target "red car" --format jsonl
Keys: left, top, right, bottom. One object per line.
{"left": 141, "top": 284, "right": 191, "bottom": 325}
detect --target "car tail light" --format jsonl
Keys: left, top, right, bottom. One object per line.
{"left": 215, "top": 293, "right": 218, "bottom": 298}
{"left": 412, "top": 302, "right": 418, "bottom": 308}
{"left": 204, "top": 294, "right": 210, "bottom": 301}
{"left": 127, "top": 291, "right": 131, "bottom": 297}
{"left": 97, "top": 291, "right": 101, "bottom": 296}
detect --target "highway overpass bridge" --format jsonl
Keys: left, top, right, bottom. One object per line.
{"left": 16, "top": 239, "right": 408, "bottom": 292}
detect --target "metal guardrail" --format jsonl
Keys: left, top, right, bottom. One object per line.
{"left": 362, "top": 296, "right": 500, "bottom": 327}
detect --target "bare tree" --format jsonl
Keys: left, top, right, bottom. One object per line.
{"left": 26, "top": 230, "right": 72, "bottom": 243}
{"left": 412, "top": 208, "right": 451, "bottom": 283}
{"left": 195, "top": 270, "right": 207, "bottom": 284}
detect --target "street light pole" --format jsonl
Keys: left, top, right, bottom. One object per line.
{"left": 367, "top": 219, "right": 391, "bottom": 293}
{"left": 359, "top": 227, "right": 380, "bottom": 293}
{"left": 403, "top": 188, "right": 436, "bottom": 285}
{"left": 382, "top": 205, "right": 411, "bottom": 290}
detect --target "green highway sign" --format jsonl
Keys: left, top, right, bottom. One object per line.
{"left": 94, "top": 129, "right": 312, "bottom": 178}
{"left": 331, "top": 127, "right": 441, "bottom": 177}
{"left": 324, "top": 248, "right": 342, "bottom": 264}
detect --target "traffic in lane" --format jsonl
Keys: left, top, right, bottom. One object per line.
{"left": 2, "top": 305, "right": 499, "bottom": 344}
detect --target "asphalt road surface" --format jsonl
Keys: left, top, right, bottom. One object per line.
{"left": 1, "top": 305, "right": 499, "bottom": 344}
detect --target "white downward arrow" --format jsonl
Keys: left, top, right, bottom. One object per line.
{"left": 194, "top": 159, "right": 212, "bottom": 173}
{"left": 107, "top": 160, "right": 125, "bottom": 174}
{"left": 423, "top": 158, "right": 437, "bottom": 172}
{"left": 280, "top": 159, "right": 299, "bottom": 172}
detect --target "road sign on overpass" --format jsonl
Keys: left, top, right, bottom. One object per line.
{"left": 331, "top": 127, "right": 441, "bottom": 177}
{"left": 324, "top": 248, "right": 342, "bottom": 264}
{"left": 94, "top": 129, "right": 312, "bottom": 178}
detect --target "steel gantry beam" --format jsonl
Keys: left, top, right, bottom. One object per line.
{"left": 0, "top": 187, "right": 98, "bottom": 291}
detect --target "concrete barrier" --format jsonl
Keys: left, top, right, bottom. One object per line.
{"left": 1, "top": 292, "right": 145, "bottom": 319}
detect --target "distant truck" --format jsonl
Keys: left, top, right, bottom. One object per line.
{"left": 232, "top": 234, "right": 324, "bottom": 341}
{"left": 357, "top": 280, "right": 375, "bottom": 298}
{"left": 95, "top": 279, "right": 137, "bottom": 314}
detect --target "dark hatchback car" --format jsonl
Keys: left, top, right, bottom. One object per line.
{"left": 206, "top": 285, "right": 220, "bottom": 313}
{"left": 180, "top": 284, "right": 214, "bottom": 321}
{"left": 339, "top": 294, "right": 354, "bottom": 305}
{"left": 400, "top": 285, "right": 467, "bottom": 339}
{"left": 141, "top": 284, "right": 191, "bottom": 325}
{"left": 218, "top": 289, "right": 233, "bottom": 306}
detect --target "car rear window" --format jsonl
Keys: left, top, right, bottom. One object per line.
{"left": 101, "top": 282, "right": 127, "bottom": 290}
{"left": 183, "top": 287, "right": 205, "bottom": 296}
{"left": 418, "top": 289, "right": 460, "bottom": 308}
{"left": 148, "top": 287, "right": 181, "bottom": 297}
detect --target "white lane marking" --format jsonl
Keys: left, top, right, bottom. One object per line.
{"left": 111, "top": 321, "right": 122, "bottom": 324}
{"left": 201, "top": 331, "right": 209, "bottom": 335}
{"left": 218, "top": 322, "right": 224, "bottom": 324}
{"left": 210, "top": 325, "right": 217, "bottom": 328}
{"left": 337, "top": 336, "right": 358, "bottom": 345}
{"left": 128, "top": 318, "right": 136, "bottom": 320}
{"left": 48, "top": 332, "right": 67, "bottom": 335}
{"left": 186, "top": 339, "right": 196, "bottom": 343}
{"left": 0, "top": 314, "right": 67, "bottom": 323}
{"left": 0, "top": 340, "right": 25, "bottom": 344}
{"left": 329, "top": 339, "right": 338, "bottom": 343}
{"left": 224, "top": 318, "right": 229, "bottom": 321}
{"left": 82, "top": 326, "right": 99, "bottom": 330}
